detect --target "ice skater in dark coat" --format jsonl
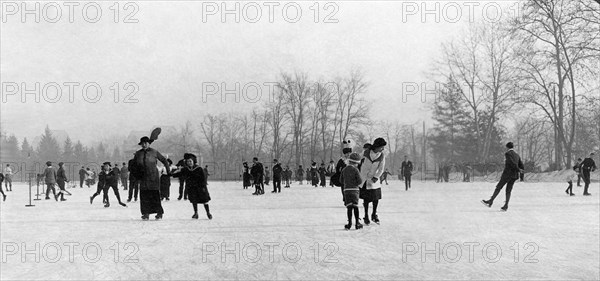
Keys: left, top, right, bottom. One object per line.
{"left": 481, "top": 142, "right": 524, "bottom": 211}
{"left": 172, "top": 153, "right": 212, "bottom": 219}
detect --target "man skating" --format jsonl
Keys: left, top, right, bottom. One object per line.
{"left": 43, "top": 162, "right": 59, "bottom": 201}
{"left": 401, "top": 156, "right": 413, "bottom": 190}
{"left": 56, "top": 162, "right": 69, "bottom": 201}
{"left": 250, "top": 157, "right": 264, "bottom": 195}
{"left": 79, "top": 166, "right": 86, "bottom": 188}
{"left": 580, "top": 153, "right": 597, "bottom": 196}
{"left": 481, "top": 142, "right": 524, "bottom": 211}
{"left": 272, "top": 159, "right": 283, "bottom": 193}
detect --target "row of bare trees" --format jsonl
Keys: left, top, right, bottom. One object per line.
{"left": 431, "top": 0, "right": 599, "bottom": 169}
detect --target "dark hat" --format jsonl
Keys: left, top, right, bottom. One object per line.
{"left": 371, "top": 138, "right": 387, "bottom": 149}
{"left": 348, "top": 152, "right": 362, "bottom": 164}
{"left": 184, "top": 153, "right": 197, "bottom": 162}
{"left": 363, "top": 143, "right": 372, "bottom": 149}
{"left": 58, "top": 162, "right": 64, "bottom": 166}
{"left": 321, "top": 162, "right": 325, "bottom": 165}
{"left": 506, "top": 142, "right": 514, "bottom": 149}
{"left": 103, "top": 162, "right": 111, "bottom": 166}
{"left": 46, "top": 161, "right": 52, "bottom": 166}
{"left": 273, "top": 159, "right": 278, "bottom": 162}
{"left": 253, "top": 157, "right": 258, "bottom": 161}
{"left": 138, "top": 136, "right": 152, "bottom": 145}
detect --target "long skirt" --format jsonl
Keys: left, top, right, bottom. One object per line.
{"left": 140, "top": 190, "right": 163, "bottom": 215}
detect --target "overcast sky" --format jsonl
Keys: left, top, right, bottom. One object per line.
{"left": 0, "top": 1, "right": 517, "bottom": 145}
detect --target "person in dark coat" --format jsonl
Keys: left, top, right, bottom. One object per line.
{"left": 481, "top": 142, "right": 524, "bottom": 211}
{"left": 401, "top": 156, "right": 413, "bottom": 190}
{"left": 113, "top": 163, "right": 121, "bottom": 188}
{"left": 336, "top": 140, "right": 353, "bottom": 202}
{"left": 250, "top": 157, "right": 264, "bottom": 195}
{"left": 90, "top": 162, "right": 112, "bottom": 207}
{"left": 272, "top": 159, "right": 283, "bottom": 193}
{"left": 132, "top": 136, "right": 170, "bottom": 220}
{"left": 306, "top": 167, "right": 311, "bottom": 183}
{"left": 121, "top": 162, "right": 129, "bottom": 190}
{"left": 204, "top": 165, "right": 210, "bottom": 182}
{"left": 318, "top": 163, "right": 327, "bottom": 187}
{"left": 310, "top": 162, "right": 319, "bottom": 187}
{"left": 159, "top": 159, "right": 172, "bottom": 201}
{"left": 581, "top": 153, "right": 597, "bottom": 196}
{"left": 44, "top": 161, "right": 58, "bottom": 201}
{"left": 0, "top": 173, "right": 6, "bottom": 201}
{"left": 264, "top": 166, "right": 271, "bottom": 185}
{"left": 127, "top": 157, "right": 139, "bottom": 202}
{"left": 104, "top": 162, "right": 127, "bottom": 208}
{"left": 242, "top": 162, "right": 251, "bottom": 189}
{"left": 172, "top": 153, "right": 212, "bottom": 219}
{"left": 56, "top": 162, "right": 69, "bottom": 201}
{"left": 284, "top": 166, "right": 292, "bottom": 188}
{"left": 79, "top": 166, "right": 87, "bottom": 188}
{"left": 296, "top": 165, "right": 304, "bottom": 184}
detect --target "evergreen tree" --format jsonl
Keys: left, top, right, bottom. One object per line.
{"left": 37, "top": 126, "right": 61, "bottom": 163}
{"left": 21, "top": 137, "right": 34, "bottom": 160}
{"left": 62, "top": 136, "right": 74, "bottom": 161}
{"left": 74, "top": 141, "right": 84, "bottom": 163}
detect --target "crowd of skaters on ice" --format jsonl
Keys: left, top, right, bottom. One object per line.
{"left": 0, "top": 137, "right": 597, "bottom": 229}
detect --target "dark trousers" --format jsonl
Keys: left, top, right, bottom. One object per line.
{"left": 45, "top": 183, "right": 57, "bottom": 198}
{"left": 566, "top": 181, "right": 573, "bottom": 194}
{"left": 91, "top": 184, "right": 108, "bottom": 203}
{"left": 104, "top": 185, "right": 123, "bottom": 204}
{"left": 128, "top": 179, "right": 139, "bottom": 201}
{"left": 79, "top": 176, "right": 85, "bottom": 187}
{"left": 489, "top": 176, "right": 517, "bottom": 207}
{"left": 404, "top": 174, "right": 411, "bottom": 190}
{"left": 582, "top": 171, "right": 591, "bottom": 194}
{"left": 577, "top": 174, "right": 582, "bottom": 186}
{"left": 121, "top": 177, "right": 128, "bottom": 190}
{"left": 273, "top": 178, "right": 281, "bottom": 192}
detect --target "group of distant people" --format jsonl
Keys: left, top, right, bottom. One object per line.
{"left": 566, "top": 153, "right": 597, "bottom": 196}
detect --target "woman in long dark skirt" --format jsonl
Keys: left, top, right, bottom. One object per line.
{"left": 133, "top": 136, "right": 171, "bottom": 220}
{"left": 173, "top": 153, "right": 212, "bottom": 219}
{"left": 242, "top": 162, "right": 251, "bottom": 189}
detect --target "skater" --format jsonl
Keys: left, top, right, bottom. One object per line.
{"left": 250, "top": 157, "right": 265, "bottom": 195}
{"left": 0, "top": 173, "right": 6, "bottom": 201}
{"left": 284, "top": 166, "right": 292, "bottom": 188}
{"left": 310, "top": 163, "right": 319, "bottom": 187}
{"left": 90, "top": 162, "right": 112, "bottom": 207}
{"left": 272, "top": 159, "right": 283, "bottom": 193}
{"left": 264, "top": 166, "right": 271, "bottom": 186}
{"left": 296, "top": 165, "right": 304, "bottom": 184}
{"left": 127, "top": 158, "right": 140, "bottom": 203}
{"left": 104, "top": 162, "right": 127, "bottom": 207}
{"left": 56, "top": 162, "right": 69, "bottom": 201}
{"left": 43, "top": 161, "right": 59, "bottom": 201}
{"left": 481, "top": 142, "right": 524, "bottom": 211}
{"left": 132, "top": 136, "right": 170, "bottom": 220}
{"left": 359, "top": 138, "right": 387, "bottom": 225}
{"left": 342, "top": 152, "right": 364, "bottom": 230}
{"left": 242, "top": 162, "right": 251, "bottom": 189}
{"left": 172, "top": 153, "right": 212, "bottom": 219}
{"left": 174, "top": 159, "right": 187, "bottom": 200}
{"left": 335, "top": 140, "right": 353, "bottom": 203}
{"left": 327, "top": 160, "right": 335, "bottom": 186}
{"left": 306, "top": 167, "right": 311, "bottom": 183}
{"left": 121, "top": 162, "right": 129, "bottom": 190}
{"left": 318, "top": 163, "right": 327, "bottom": 187}
{"left": 401, "top": 156, "right": 413, "bottom": 190}
{"left": 85, "top": 168, "right": 94, "bottom": 188}
{"left": 581, "top": 152, "right": 597, "bottom": 196}
{"left": 79, "top": 166, "right": 86, "bottom": 188}
{"left": 574, "top": 158, "right": 583, "bottom": 186}
{"left": 380, "top": 169, "right": 391, "bottom": 185}
{"left": 565, "top": 164, "right": 577, "bottom": 196}
{"left": 4, "top": 164, "right": 12, "bottom": 191}
{"left": 113, "top": 163, "right": 121, "bottom": 188}
{"left": 159, "top": 159, "right": 172, "bottom": 201}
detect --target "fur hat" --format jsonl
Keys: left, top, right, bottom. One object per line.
{"left": 348, "top": 152, "right": 362, "bottom": 164}
{"left": 371, "top": 138, "right": 387, "bottom": 149}
{"left": 506, "top": 142, "right": 514, "bottom": 149}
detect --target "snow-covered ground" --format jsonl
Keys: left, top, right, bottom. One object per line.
{"left": 1, "top": 179, "right": 598, "bottom": 280}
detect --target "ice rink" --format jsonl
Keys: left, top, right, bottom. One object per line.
{"left": 1, "top": 179, "right": 598, "bottom": 280}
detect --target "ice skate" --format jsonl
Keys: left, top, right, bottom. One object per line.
{"left": 156, "top": 213, "right": 163, "bottom": 220}
{"left": 481, "top": 200, "right": 492, "bottom": 208}
{"left": 192, "top": 213, "right": 198, "bottom": 219}
{"left": 372, "top": 214, "right": 380, "bottom": 224}
{"left": 141, "top": 214, "right": 149, "bottom": 220}
{"left": 344, "top": 222, "right": 352, "bottom": 230}
{"left": 500, "top": 206, "right": 508, "bottom": 212}
{"left": 363, "top": 216, "right": 370, "bottom": 225}
{"left": 355, "top": 222, "right": 363, "bottom": 229}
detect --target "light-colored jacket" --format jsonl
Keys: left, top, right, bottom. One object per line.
{"left": 360, "top": 149, "right": 386, "bottom": 190}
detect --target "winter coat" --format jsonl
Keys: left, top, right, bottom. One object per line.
{"left": 272, "top": 163, "right": 283, "bottom": 179}
{"left": 501, "top": 149, "right": 524, "bottom": 180}
{"left": 173, "top": 165, "right": 210, "bottom": 204}
{"left": 360, "top": 149, "right": 386, "bottom": 190}
{"left": 133, "top": 147, "right": 170, "bottom": 191}
{"left": 44, "top": 166, "right": 57, "bottom": 185}
{"left": 57, "top": 167, "right": 68, "bottom": 184}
